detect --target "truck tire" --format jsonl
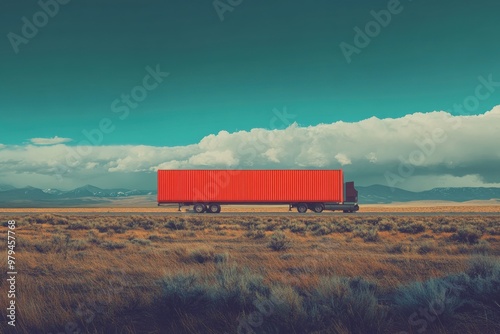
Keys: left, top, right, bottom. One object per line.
{"left": 208, "top": 204, "right": 221, "bottom": 214}
{"left": 194, "top": 203, "right": 206, "bottom": 213}
{"left": 297, "top": 203, "right": 308, "bottom": 213}
{"left": 312, "top": 203, "right": 324, "bottom": 213}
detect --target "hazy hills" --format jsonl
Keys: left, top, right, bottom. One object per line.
{"left": 0, "top": 184, "right": 155, "bottom": 207}
{"left": 357, "top": 185, "right": 500, "bottom": 203}
{"left": 0, "top": 184, "right": 499, "bottom": 207}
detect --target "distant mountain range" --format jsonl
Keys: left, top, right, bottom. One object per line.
{"left": 0, "top": 184, "right": 155, "bottom": 207}
{"left": 357, "top": 185, "right": 500, "bottom": 204}
{"left": 0, "top": 184, "right": 499, "bottom": 207}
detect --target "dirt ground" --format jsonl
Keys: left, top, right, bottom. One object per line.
{"left": 1, "top": 202, "right": 500, "bottom": 213}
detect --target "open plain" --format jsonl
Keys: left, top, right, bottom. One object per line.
{"left": 0, "top": 209, "right": 499, "bottom": 334}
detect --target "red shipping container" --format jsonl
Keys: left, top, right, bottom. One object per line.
{"left": 157, "top": 170, "right": 344, "bottom": 204}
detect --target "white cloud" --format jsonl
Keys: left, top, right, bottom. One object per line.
{"left": 188, "top": 150, "right": 239, "bottom": 167}
{"left": 335, "top": 153, "right": 352, "bottom": 166}
{"left": 30, "top": 136, "right": 72, "bottom": 145}
{"left": 366, "top": 152, "right": 377, "bottom": 163}
{"left": 1, "top": 106, "right": 499, "bottom": 190}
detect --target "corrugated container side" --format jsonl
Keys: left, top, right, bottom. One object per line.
{"left": 158, "top": 170, "right": 343, "bottom": 203}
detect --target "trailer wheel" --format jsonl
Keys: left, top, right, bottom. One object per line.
{"left": 208, "top": 204, "right": 221, "bottom": 214}
{"left": 297, "top": 203, "right": 308, "bottom": 213}
{"left": 193, "top": 204, "right": 206, "bottom": 213}
{"left": 312, "top": 203, "right": 324, "bottom": 213}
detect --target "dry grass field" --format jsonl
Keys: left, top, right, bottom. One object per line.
{"left": 1, "top": 214, "right": 499, "bottom": 333}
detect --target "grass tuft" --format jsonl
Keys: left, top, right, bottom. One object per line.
{"left": 268, "top": 231, "right": 292, "bottom": 251}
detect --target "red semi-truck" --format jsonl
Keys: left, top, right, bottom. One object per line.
{"left": 157, "top": 170, "right": 359, "bottom": 213}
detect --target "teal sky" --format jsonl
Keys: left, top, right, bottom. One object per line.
{"left": 1, "top": 0, "right": 499, "bottom": 147}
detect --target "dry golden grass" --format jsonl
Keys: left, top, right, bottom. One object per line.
{"left": 0, "top": 214, "right": 499, "bottom": 333}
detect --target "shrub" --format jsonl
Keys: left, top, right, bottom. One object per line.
{"left": 165, "top": 220, "right": 186, "bottom": 230}
{"left": 33, "top": 235, "right": 73, "bottom": 254}
{"left": 264, "top": 222, "right": 278, "bottom": 231}
{"left": 67, "top": 221, "right": 90, "bottom": 230}
{"left": 363, "top": 228, "right": 380, "bottom": 242}
{"left": 138, "top": 220, "right": 155, "bottom": 230}
{"left": 180, "top": 247, "right": 215, "bottom": 264}
{"left": 417, "top": 242, "right": 434, "bottom": 255}
{"left": 378, "top": 219, "right": 396, "bottom": 231}
{"left": 150, "top": 258, "right": 500, "bottom": 334}
{"left": 308, "top": 223, "right": 323, "bottom": 232}
{"left": 311, "top": 225, "right": 332, "bottom": 236}
{"left": 398, "top": 221, "right": 426, "bottom": 234}
{"left": 466, "top": 256, "right": 499, "bottom": 278}
{"left": 188, "top": 218, "right": 204, "bottom": 227}
{"left": 331, "top": 221, "right": 353, "bottom": 233}
{"left": 156, "top": 273, "right": 210, "bottom": 314}
{"left": 34, "top": 241, "right": 52, "bottom": 253}
{"left": 437, "top": 225, "right": 458, "bottom": 233}
{"left": 179, "top": 231, "right": 196, "bottom": 237}
{"left": 87, "top": 230, "right": 102, "bottom": 244}
{"left": 289, "top": 222, "right": 307, "bottom": 233}
{"left": 450, "top": 228, "right": 483, "bottom": 244}
{"left": 244, "top": 229, "right": 266, "bottom": 239}
{"left": 239, "top": 218, "right": 262, "bottom": 230}
{"left": 129, "top": 238, "right": 151, "bottom": 246}
{"left": 471, "top": 240, "right": 491, "bottom": 255}
{"left": 70, "top": 239, "right": 89, "bottom": 251}
{"left": 97, "top": 224, "right": 126, "bottom": 233}
{"left": 147, "top": 234, "right": 162, "bottom": 242}
{"left": 33, "top": 214, "right": 69, "bottom": 225}
{"left": 304, "top": 276, "right": 387, "bottom": 333}
{"left": 148, "top": 233, "right": 172, "bottom": 242}
{"left": 96, "top": 225, "right": 108, "bottom": 233}
{"left": 392, "top": 256, "right": 500, "bottom": 326}
{"left": 486, "top": 226, "right": 500, "bottom": 235}
{"left": 392, "top": 277, "right": 464, "bottom": 325}
{"left": 155, "top": 263, "right": 268, "bottom": 318}
{"left": 386, "top": 243, "right": 404, "bottom": 254}
{"left": 100, "top": 241, "right": 126, "bottom": 250}
{"left": 353, "top": 227, "right": 380, "bottom": 242}
{"left": 268, "top": 231, "right": 292, "bottom": 251}
{"left": 52, "top": 234, "right": 71, "bottom": 249}
{"left": 109, "top": 225, "right": 127, "bottom": 234}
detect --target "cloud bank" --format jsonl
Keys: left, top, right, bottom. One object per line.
{"left": 30, "top": 136, "right": 73, "bottom": 145}
{"left": 1, "top": 106, "right": 499, "bottom": 191}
